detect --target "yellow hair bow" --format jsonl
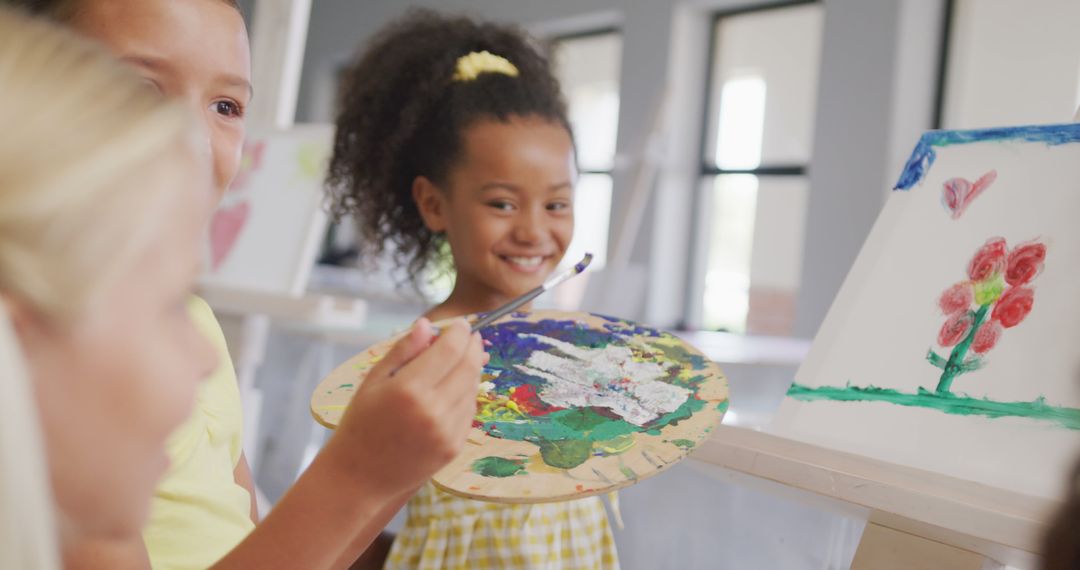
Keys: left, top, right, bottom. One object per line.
{"left": 452, "top": 50, "right": 519, "bottom": 82}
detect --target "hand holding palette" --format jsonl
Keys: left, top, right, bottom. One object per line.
{"left": 311, "top": 310, "right": 728, "bottom": 503}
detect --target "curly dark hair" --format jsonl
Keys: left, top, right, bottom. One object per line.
{"left": 326, "top": 8, "right": 572, "bottom": 286}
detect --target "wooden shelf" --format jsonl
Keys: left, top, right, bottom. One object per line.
{"left": 198, "top": 284, "right": 368, "bottom": 330}
{"left": 692, "top": 424, "right": 1057, "bottom": 568}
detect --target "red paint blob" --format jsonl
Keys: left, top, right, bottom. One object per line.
{"left": 510, "top": 384, "right": 564, "bottom": 417}
{"left": 938, "top": 281, "right": 974, "bottom": 315}
{"left": 938, "top": 312, "right": 973, "bottom": 347}
{"left": 1005, "top": 242, "right": 1047, "bottom": 287}
{"left": 968, "top": 237, "right": 1007, "bottom": 282}
{"left": 971, "top": 321, "right": 1003, "bottom": 354}
{"left": 993, "top": 287, "right": 1035, "bottom": 328}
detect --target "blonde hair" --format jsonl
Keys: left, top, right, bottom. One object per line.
{"left": 0, "top": 6, "right": 193, "bottom": 568}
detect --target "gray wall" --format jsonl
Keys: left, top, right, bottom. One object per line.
{"left": 792, "top": 0, "right": 945, "bottom": 338}
{"left": 294, "top": 0, "right": 946, "bottom": 336}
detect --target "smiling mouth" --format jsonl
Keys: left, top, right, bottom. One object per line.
{"left": 502, "top": 255, "right": 545, "bottom": 267}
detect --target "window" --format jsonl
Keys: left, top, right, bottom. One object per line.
{"left": 940, "top": 0, "right": 1080, "bottom": 129}
{"left": 549, "top": 30, "right": 622, "bottom": 273}
{"left": 691, "top": 2, "right": 824, "bottom": 335}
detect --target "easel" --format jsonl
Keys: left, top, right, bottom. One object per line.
{"left": 688, "top": 108, "right": 1080, "bottom": 570}
{"left": 693, "top": 425, "right": 1050, "bottom": 568}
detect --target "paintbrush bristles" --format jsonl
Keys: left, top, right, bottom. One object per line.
{"left": 573, "top": 253, "right": 593, "bottom": 274}
{"left": 540, "top": 253, "right": 593, "bottom": 291}
{"left": 470, "top": 253, "right": 593, "bottom": 333}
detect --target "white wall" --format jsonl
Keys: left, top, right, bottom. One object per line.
{"left": 944, "top": 0, "right": 1080, "bottom": 129}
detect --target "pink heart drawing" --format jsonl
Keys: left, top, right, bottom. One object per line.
{"left": 209, "top": 200, "right": 250, "bottom": 270}
{"left": 942, "top": 169, "right": 997, "bottom": 219}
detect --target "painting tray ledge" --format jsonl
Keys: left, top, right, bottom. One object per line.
{"left": 693, "top": 424, "right": 1056, "bottom": 567}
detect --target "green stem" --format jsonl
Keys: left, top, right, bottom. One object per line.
{"left": 936, "top": 304, "right": 989, "bottom": 394}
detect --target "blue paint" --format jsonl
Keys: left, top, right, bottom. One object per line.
{"left": 573, "top": 252, "right": 593, "bottom": 274}
{"left": 894, "top": 136, "right": 936, "bottom": 191}
{"left": 479, "top": 316, "right": 712, "bottom": 402}
{"left": 893, "top": 123, "right": 1080, "bottom": 191}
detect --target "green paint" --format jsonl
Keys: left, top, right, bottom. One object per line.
{"left": 337, "top": 383, "right": 354, "bottom": 389}
{"left": 619, "top": 465, "right": 638, "bottom": 480}
{"left": 538, "top": 439, "right": 593, "bottom": 469}
{"left": 471, "top": 456, "right": 527, "bottom": 478}
{"left": 670, "top": 439, "right": 696, "bottom": 450}
{"left": 788, "top": 382, "right": 1080, "bottom": 430}
{"left": 594, "top": 434, "right": 636, "bottom": 454}
{"left": 933, "top": 304, "right": 989, "bottom": 394}
{"left": 488, "top": 396, "right": 709, "bottom": 447}
{"left": 476, "top": 319, "right": 725, "bottom": 473}
{"left": 716, "top": 400, "right": 730, "bottom": 413}
{"left": 554, "top": 408, "right": 613, "bottom": 433}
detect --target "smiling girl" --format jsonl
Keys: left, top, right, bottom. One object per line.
{"left": 328, "top": 9, "right": 619, "bottom": 570}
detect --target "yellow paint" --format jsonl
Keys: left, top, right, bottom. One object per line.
{"left": 475, "top": 393, "right": 526, "bottom": 422}
{"left": 524, "top": 452, "right": 566, "bottom": 475}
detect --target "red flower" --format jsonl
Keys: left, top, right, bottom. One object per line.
{"left": 938, "top": 281, "right": 974, "bottom": 315}
{"left": 1005, "top": 242, "right": 1047, "bottom": 287}
{"left": 967, "top": 237, "right": 1007, "bottom": 282}
{"left": 992, "top": 287, "right": 1035, "bottom": 328}
{"left": 938, "top": 312, "right": 974, "bottom": 347}
{"left": 971, "top": 321, "right": 1002, "bottom": 354}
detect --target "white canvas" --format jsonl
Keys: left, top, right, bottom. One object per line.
{"left": 200, "top": 125, "right": 333, "bottom": 296}
{"left": 770, "top": 124, "right": 1080, "bottom": 500}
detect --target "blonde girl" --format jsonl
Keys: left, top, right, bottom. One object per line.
{"left": 0, "top": 6, "right": 214, "bottom": 568}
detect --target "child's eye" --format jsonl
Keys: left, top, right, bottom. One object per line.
{"left": 213, "top": 99, "right": 244, "bottom": 118}
{"left": 547, "top": 201, "right": 571, "bottom": 212}
{"left": 140, "top": 77, "right": 164, "bottom": 94}
{"left": 487, "top": 200, "right": 515, "bottom": 212}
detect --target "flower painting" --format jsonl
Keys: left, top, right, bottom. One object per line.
{"left": 771, "top": 123, "right": 1080, "bottom": 499}
{"left": 927, "top": 238, "right": 1046, "bottom": 393}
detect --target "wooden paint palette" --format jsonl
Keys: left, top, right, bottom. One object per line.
{"left": 311, "top": 310, "right": 728, "bottom": 504}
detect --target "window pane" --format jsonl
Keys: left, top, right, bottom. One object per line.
{"left": 943, "top": 0, "right": 1080, "bottom": 128}
{"left": 701, "top": 174, "right": 809, "bottom": 334}
{"left": 704, "top": 4, "right": 823, "bottom": 168}
{"left": 551, "top": 33, "right": 622, "bottom": 172}
{"left": 547, "top": 173, "right": 613, "bottom": 310}
{"left": 563, "top": 173, "right": 613, "bottom": 272}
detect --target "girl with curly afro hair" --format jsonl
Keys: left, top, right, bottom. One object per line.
{"left": 327, "top": 9, "right": 620, "bottom": 570}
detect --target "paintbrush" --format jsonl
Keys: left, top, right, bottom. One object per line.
{"left": 470, "top": 253, "right": 593, "bottom": 332}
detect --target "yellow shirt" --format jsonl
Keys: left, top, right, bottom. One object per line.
{"left": 141, "top": 297, "right": 255, "bottom": 569}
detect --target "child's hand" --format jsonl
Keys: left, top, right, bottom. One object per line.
{"left": 327, "top": 318, "right": 485, "bottom": 496}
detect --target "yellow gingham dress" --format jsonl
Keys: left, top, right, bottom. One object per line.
{"left": 384, "top": 483, "right": 619, "bottom": 569}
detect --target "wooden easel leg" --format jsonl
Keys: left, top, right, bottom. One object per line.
{"left": 851, "top": 523, "right": 996, "bottom": 570}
